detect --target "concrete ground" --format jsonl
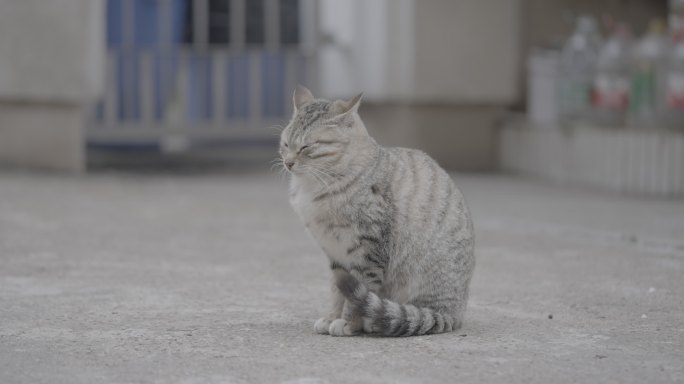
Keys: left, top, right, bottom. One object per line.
{"left": 1, "top": 169, "right": 683, "bottom": 384}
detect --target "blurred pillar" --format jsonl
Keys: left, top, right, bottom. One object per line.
{"left": 0, "top": 0, "right": 105, "bottom": 172}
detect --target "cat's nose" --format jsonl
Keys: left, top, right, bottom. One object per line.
{"left": 285, "top": 160, "right": 295, "bottom": 170}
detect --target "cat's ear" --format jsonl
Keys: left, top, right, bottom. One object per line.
{"left": 293, "top": 84, "right": 314, "bottom": 111}
{"left": 325, "top": 93, "right": 363, "bottom": 127}
{"left": 333, "top": 92, "right": 363, "bottom": 115}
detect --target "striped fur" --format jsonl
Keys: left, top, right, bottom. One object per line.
{"left": 335, "top": 270, "right": 459, "bottom": 336}
{"left": 282, "top": 86, "right": 475, "bottom": 337}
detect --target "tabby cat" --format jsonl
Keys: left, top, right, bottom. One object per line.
{"left": 281, "top": 85, "right": 475, "bottom": 337}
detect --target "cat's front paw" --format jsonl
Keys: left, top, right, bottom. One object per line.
{"left": 314, "top": 317, "right": 332, "bottom": 334}
{"left": 328, "top": 319, "right": 356, "bottom": 337}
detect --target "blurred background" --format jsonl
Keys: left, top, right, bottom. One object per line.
{"left": 0, "top": 0, "right": 683, "bottom": 193}
{"left": 2, "top": 2, "right": 684, "bottom": 381}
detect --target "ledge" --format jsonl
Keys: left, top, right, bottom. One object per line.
{"left": 499, "top": 118, "right": 684, "bottom": 197}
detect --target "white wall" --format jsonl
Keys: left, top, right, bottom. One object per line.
{"left": 413, "top": 0, "right": 523, "bottom": 103}
{"left": 385, "top": 0, "right": 416, "bottom": 101}
{"left": 318, "top": 0, "right": 358, "bottom": 98}
{"left": 317, "top": 0, "right": 522, "bottom": 104}
{"left": 0, "top": 0, "right": 104, "bottom": 171}
{"left": 318, "top": 0, "right": 402, "bottom": 101}
{"left": 0, "top": 0, "right": 104, "bottom": 102}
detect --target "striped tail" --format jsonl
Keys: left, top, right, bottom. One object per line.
{"left": 335, "top": 270, "right": 460, "bottom": 337}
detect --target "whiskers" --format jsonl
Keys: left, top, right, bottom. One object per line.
{"left": 268, "top": 124, "right": 286, "bottom": 137}
{"left": 301, "top": 163, "right": 341, "bottom": 196}
{"left": 268, "top": 155, "right": 342, "bottom": 197}
{"left": 269, "top": 157, "right": 289, "bottom": 183}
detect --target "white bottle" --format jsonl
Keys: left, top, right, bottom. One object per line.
{"left": 630, "top": 20, "right": 667, "bottom": 126}
{"left": 661, "top": 32, "right": 684, "bottom": 129}
{"left": 558, "top": 16, "right": 601, "bottom": 124}
{"left": 592, "top": 23, "right": 632, "bottom": 127}
{"left": 670, "top": 0, "right": 684, "bottom": 36}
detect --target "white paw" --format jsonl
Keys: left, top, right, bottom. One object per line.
{"left": 314, "top": 317, "right": 331, "bottom": 334}
{"left": 328, "top": 319, "right": 354, "bottom": 337}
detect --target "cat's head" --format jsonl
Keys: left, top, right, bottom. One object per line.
{"left": 279, "top": 85, "right": 370, "bottom": 175}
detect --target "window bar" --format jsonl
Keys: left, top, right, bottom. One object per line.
{"left": 140, "top": 51, "right": 155, "bottom": 125}
{"left": 230, "top": 0, "right": 246, "bottom": 51}
{"left": 193, "top": 0, "right": 209, "bottom": 49}
{"left": 264, "top": 0, "right": 280, "bottom": 51}
{"left": 157, "top": 0, "right": 171, "bottom": 128}
{"left": 249, "top": 51, "right": 262, "bottom": 127}
{"left": 122, "top": 0, "right": 135, "bottom": 50}
{"left": 213, "top": 52, "right": 227, "bottom": 125}
{"left": 158, "top": 0, "right": 172, "bottom": 50}
{"left": 283, "top": 50, "right": 297, "bottom": 115}
{"left": 299, "top": 0, "right": 317, "bottom": 55}
{"left": 263, "top": 0, "right": 279, "bottom": 116}
{"left": 177, "top": 51, "right": 189, "bottom": 124}
{"left": 104, "top": 51, "right": 118, "bottom": 125}
{"left": 122, "top": 0, "right": 136, "bottom": 120}
{"left": 299, "top": 0, "right": 319, "bottom": 92}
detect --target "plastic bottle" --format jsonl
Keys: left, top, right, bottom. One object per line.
{"left": 558, "top": 16, "right": 602, "bottom": 124}
{"left": 670, "top": 0, "right": 684, "bottom": 36}
{"left": 630, "top": 20, "right": 667, "bottom": 126}
{"left": 592, "top": 23, "right": 632, "bottom": 127}
{"left": 661, "top": 32, "right": 684, "bottom": 129}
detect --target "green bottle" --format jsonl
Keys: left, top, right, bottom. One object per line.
{"left": 631, "top": 20, "right": 667, "bottom": 127}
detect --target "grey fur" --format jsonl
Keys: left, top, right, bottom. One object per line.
{"left": 281, "top": 86, "right": 475, "bottom": 337}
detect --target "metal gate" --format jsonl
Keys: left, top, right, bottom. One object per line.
{"left": 87, "top": 0, "right": 318, "bottom": 151}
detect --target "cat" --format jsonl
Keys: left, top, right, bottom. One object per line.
{"left": 280, "top": 85, "right": 475, "bottom": 337}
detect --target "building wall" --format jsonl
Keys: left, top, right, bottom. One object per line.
{"left": 318, "top": 0, "right": 523, "bottom": 105}
{"left": 317, "top": 0, "right": 391, "bottom": 100}
{"left": 0, "top": 0, "right": 104, "bottom": 171}
{"left": 0, "top": 0, "right": 104, "bottom": 103}
{"left": 413, "top": 0, "right": 523, "bottom": 104}
{"left": 317, "top": 0, "right": 521, "bottom": 171}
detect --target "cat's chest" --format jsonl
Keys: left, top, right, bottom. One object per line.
{"left": 289, "top": 187, "right": 316, "bottom": 222}
{"left": 290, "top": 187, "right": 356, "bottom": 263}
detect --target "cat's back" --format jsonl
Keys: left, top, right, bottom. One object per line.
{"left": 383, "top": 146, "right": 448, "bottom": 180}
{"left": 382, "top": 146, "right": 472, "bottom": 240}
